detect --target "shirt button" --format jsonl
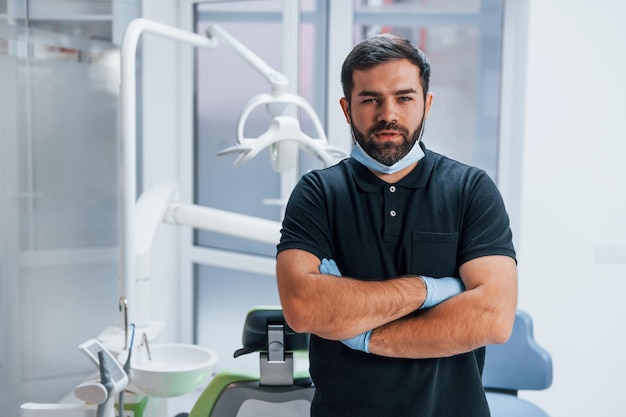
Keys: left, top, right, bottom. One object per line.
{"left": 389, "top": 186, "right": 396, "bottom": 193}
{"left": 390, "top": 210, "right": 397, "bottom": 217}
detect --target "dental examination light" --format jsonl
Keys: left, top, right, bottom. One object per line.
{"left": 206, "top": 24, "right": 348, "bottom": 172}
{"left": 115, "top": 19, "right": 342, "bottom": 343}
{"left": 218, "top": 91, "right": 347, "bottom": 171}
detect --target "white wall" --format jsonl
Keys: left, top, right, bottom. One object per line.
{"left": 515, "top": 1, "right": 626, "bottom": 416}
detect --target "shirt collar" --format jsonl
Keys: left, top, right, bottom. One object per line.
{"left": 349, "top": 142, "right": 434, "bottom": 192}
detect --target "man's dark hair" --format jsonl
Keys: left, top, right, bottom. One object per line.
{"left": 341, "top": 33, "right": 431, "bottom": 104}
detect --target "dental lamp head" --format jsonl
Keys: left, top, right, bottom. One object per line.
{"left": 217, "top": 93, "right": 349, "bottom": 172}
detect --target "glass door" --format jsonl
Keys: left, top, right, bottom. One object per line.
{"left": 0, "top": 1, "right": 139, "bottom": 414}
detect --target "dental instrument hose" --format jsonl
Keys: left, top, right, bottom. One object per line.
{"left": 118, "top": 323, "right": 136, "bottom": 417}
{"left": 97, "top": 350, "right": 114, "bottom": 417}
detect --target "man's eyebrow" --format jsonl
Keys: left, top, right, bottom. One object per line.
{"left": 356, "top": 88, "right": 419, "bottom": 97}
{"left": 395, "top": 88, "right": 419, "bottom": 95}
{"left": 357, "top": 90, "right": 382, "bottom": 97}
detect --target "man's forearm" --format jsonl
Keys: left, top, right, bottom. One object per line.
{"left": 277, "top": 249, "right": 426, "bottom": 339}
{"left": 368, "top": 256, "right": 518, "bottom": 359}
{"left": 290, "top": 272, "right": 426, "bottom": 340}
{"left": 367, "top": 293, "right": 495, "bottom": 358}
{"left": 319, "top": 258, "right": 465, "bottom": 353}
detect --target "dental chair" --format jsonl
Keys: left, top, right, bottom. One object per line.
{"left": 182, "top": 308, "right": 551, "bottom": 417}
{"left": 483, "top": 309, "right": 553, "bottom": 417}
{"left": 186, "top": 306, "right": 314, "bottom": 417}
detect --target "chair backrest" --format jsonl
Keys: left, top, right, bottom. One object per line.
{"left": 482, "top": 309, "right": 553, "bottom": 392}
{"left": 233, "top": 306, "right": 310, "bottom": 360}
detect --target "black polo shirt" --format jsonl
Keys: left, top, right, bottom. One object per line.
{"left": 278, "top": 144, "right": 515, "bottom": 417}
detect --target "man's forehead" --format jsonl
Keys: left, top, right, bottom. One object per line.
{"left": 352, "top": 59, "right": 421, "bottom": 82}
{"left": 351, "top": 59, "right": 423, "bottom": 93}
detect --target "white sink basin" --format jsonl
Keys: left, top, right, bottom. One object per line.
{"left": 120, "top": 343, "right": 218, "bottom": 397}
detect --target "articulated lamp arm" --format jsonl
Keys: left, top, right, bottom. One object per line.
{"left": 205, "top": 24, "right": 289, "bottom": 96}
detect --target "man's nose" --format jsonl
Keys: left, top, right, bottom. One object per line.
{"left": 377, "top": 100, "right": 399, "bottom": 124}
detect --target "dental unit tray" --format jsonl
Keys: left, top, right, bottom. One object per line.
{"left": 20, "top": 340, "right": 129, "bottom": 417}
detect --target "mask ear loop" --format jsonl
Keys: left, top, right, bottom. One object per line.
{"left": 415, "top": 113, "right": 427, "bottom": 148}
{"left": 417, "top": 92, "right": 431, "bottom": 145}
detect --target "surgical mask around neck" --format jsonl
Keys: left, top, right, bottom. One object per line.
{"left": 350, "top": 136, "right": 425, "bottom": 175}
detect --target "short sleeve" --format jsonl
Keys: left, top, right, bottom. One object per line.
{"left": 277, "top": 171, "right": 335, "bottom": 261}
{"left": 458, "top": 170, "right": 516, "bottom": 265}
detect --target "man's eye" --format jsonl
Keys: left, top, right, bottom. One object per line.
{"left": 399, "top": 96, "right": 412, "bottom": 102}
{"left": 363, "top": 98, "right": 378, "bottom": 104}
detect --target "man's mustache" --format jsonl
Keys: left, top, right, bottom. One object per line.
{"left": 369, "top": 121, "right": 409, "bottom": 136}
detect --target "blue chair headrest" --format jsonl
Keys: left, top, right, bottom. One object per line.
{"left": 483, "top": 309, "right": 553, "bottom": 391}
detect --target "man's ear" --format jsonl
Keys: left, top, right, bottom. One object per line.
{"left": 339, "top": 97, "right": 351, "bottom": 124}
{"left": 423, "top": 92, "right": 434, "bottom": 119}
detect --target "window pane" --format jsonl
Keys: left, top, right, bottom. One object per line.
{"left": 297, "top": 20, "right": 328, "bottom": 174}
{"left": 353, "top": 20, "right": 501, "bottom": 178}
{"left": 194, "top": 2, "right": 327, "bottom": 256}
{"left": 194, "top": 264, "right": 282, "bottom": 372}
{"left": 194, "top": 19, "right": 283, "bottom": 257}
{"left": 355, "top": 24, "right": 480, "bottom": 168}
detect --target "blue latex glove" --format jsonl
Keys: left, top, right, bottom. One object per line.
{"left": 341, "top": 329, "right": 372, "bottom": 353}
{"left": 319, "top": 258, "right": 342, "bottom": 276}
{"left": 420, "top": 276, "right": 465, "bottom": 309}
{"left": 318, "top": 258, "right": 372, "bottom": 353}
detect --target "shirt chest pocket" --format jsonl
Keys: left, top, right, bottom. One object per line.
{"left": 410, "top": 231, "right": 459, "bottom": 277}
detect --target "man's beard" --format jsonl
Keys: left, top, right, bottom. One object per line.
{"left": 351, "top": 120, "right": 424, "bottom": 166}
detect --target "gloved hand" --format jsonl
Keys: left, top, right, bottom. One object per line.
{"left": 420, "top": 276, "right": 465, "bottom": 309}
{"left": 319, "top": 258, "right": 342, "bottom": 276}
{"left": 340, "top": 329, "right": 372, "bottom": 353}
{"left": 318, "top": 258, "right": 372, "bottom": 353}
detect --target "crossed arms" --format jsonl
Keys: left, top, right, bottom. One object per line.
{"left": 276, "top": 248, "right": 518, "bottom": 359}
